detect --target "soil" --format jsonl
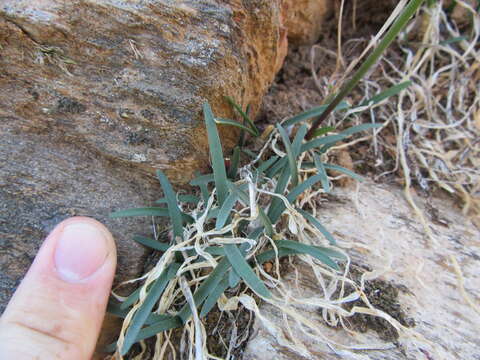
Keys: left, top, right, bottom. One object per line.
{"left": 339, "top": 265, "right": 416, "bottom": 342}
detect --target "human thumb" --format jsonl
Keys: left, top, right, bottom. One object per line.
{"left": 0, "top": 217, "right": 117, "bottom": 359}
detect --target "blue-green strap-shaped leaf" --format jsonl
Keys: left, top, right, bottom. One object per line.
{"left": 276, "top": 123, "right": 298, "bottom": 187}
{"left": 301, "top": 134, "right": 345, "bottom": 153}
{"left": 135, "top": 315, "right": 183, "bottom": 343}
{"left": 265, "top": 157, "right": 287, "bottom": 178}
{"left": 336, "top": 123, "right": 382, "bottom": 137}
{"left": 311, "top": 126, "right": 335, "bottom": 138}
{"left": 358, "top": 81, "right": 412, "bottom": 107}
{"left": 215, "top": 191, "right": 238, "bottom": 230}
{"left": 283, "top": 101, "right": 350, "bottom": 127}
{"left": 215, "top": 118, "right": 259, "bottom": 136}
{"left": 121, "top": 263, "right": 181, "bottom": 355}
{"left": 254, "top": 248, "right": 299, "bottom": 265}
{"left": 313, "top": 153, "right": 330, "bottom": 193}
{"left": 323, "top": 163, "right": 363, "bottom": 181}
{"left": 110, "top": 207, "right": 194, "bottom": 224}
{"left": 224, "top": 244, "right": 271, "bottom": 299}
{"left": 269, "top": 173, "right": 325, "bottom": 223}
{"left": 133, "top": 236, "right": 170, "bottom": 252}
{"left": 275, "top": 240, "right": 342, "bottom": 271}
{"left": 157, "top": 170, "right": 183, "bottom": 239}
{"left": 190, "top": 173, "right": 215, "bottom": 186}
{"left": 267, "top": 165, "right": 291, "bottom": 223}
{"left": 177, "top": 257, "right": 230, "bottom": 323}
{"left": 227, "top": 182, "right": 274, "bottom": 237}
{"left": 296, "top": 209, "right": 336, "bottom": 245}
{"left": 292, "top": 124, "right": 308, "bottom": 156}
{"left": 225, "top": 96, "right": 259, "bottom": 135}
{"left": 156, "top": 194, "right": 200, "bottom": 205}
{"left": 204, "top": 102, "right": 229, "bottom": 206}
{"left": 255, "top": 156, "right": 279, "bottom": 176}
{"left": 228, "top": 146, "right": 241, "bottom": 180}
{"left": 199, "top": 277, "right": 230, "bottom": 317}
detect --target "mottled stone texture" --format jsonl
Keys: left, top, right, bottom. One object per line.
{"left": 283, "top": 0, "right": 333, "bottom": 45}
{"left": 0, "top": 0, "right": 287, "bottom": 312}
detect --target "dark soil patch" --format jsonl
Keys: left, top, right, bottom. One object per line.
{"left": 338, "top": 265, "right": 415, "bottom": 342}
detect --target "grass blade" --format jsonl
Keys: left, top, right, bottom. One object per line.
{"left": 135, "top": 315, "right": 183, "bottom": 343}
{"left": 359, "top": 81, "right": 412, "bottom": 107}
{"left": 283, "top": 101, "right": 350, "bottom": 127}
{"left": 215, "top": 118, "right": 258, "bottom": 136}
{"left": 178, "top": 258, "right": 230, "bottom": 322}
{"left": 111, "top": 207, "right": 169, "bottom": 218}
{"left": 311, "top": 126, "right": 335, "bottom": 138}
{"left": 156, "top": 194, "right": 200, "bottom": 205}
{"left": 306, "top": 0, "right": 425, "bottom": 139}
{"left": 337, "top": 123, "right": 382, "bottom": 137}
{"left": 204, "top": 102, "right": 229, "bottom": 206}
{"left": 255, "top": 156, "right": 279, "bottom": 176}
{"left": 133, "top": 236, "right": 170, "bottom": 252}
{"left": 301, "top": 134, "right": 346, "bottom": 153}
{"left": 215, "top": 191, "right": 238, "bottom": 230}
{"left": 323, "top": 163, "right": 363, "bottom": 181}
{"left": 267, "top": 166, "right": 291, "bottom": 223}
{"left": 157, "top": 170, "right": 183, "bottom": 239}
{"left": 190, "top": 173, "right": 214, "bottom": 186}
{"left": 292, "top": 124, "right": 308, "bottom": 156}
{"left": 225, "top": 96, "right": 259, "bottom": 135}
{"left": 275, "top": 240, "right": 341, "bottom": 270}
{"left": 121, "top": 263, "right": 180, "bottom": 355}
{"left": 228, "top": 146, "right": 241, "bottom": 179}
{"left": 276, "top": 124, "right": 299, "bottom": 187}
{"left": 296, "top": 209, "right": 337, "bottom": 245}
{"left": 199, "top": 277, "right": 229, "bottom": 317}
{"left": 313, "top": 153, "right": 330, "bottom": 193}
{"left": 224, "top": 244, "right": 271, "bottom": 299}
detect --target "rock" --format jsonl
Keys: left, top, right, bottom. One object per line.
{"left": 243, "top": 183, "right": 479, "bottom": 359}
{"left": 0, "top": 0, "right": 287, "bottom": 313}
{"left": 283, "top": 0, "right": 333, "bottom": 45}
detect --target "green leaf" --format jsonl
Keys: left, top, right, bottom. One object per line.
{"left": 224, "top": 244, "right": 271, "bottom": 299}
{"left": 156, "top": 194, "right": 200, "bottom": 205}
{"left": 311, "top": 126, "right": 335, "bottom": 138}
{"left": 313, "top": 153, "right": 330, "bottom": 193}
{"left": 227, "top": 182, "right": 274, "bottom": 237}
{"left": 275, "top": 240, "right": 341, "bottom": 270}
{"left": 157, "top": 170, "right": 183, "bottom": 239}
{"left": 283, "top": 101, "right": 350, "bottom": 127}
{"left": 121, "top": 263, "right": 180, "bottom": 355}
{"left": 267, "top": 166, "right": 291, "bottom": 223}
{"left": 190, "top": 173, "right": 215, "bottom": 186}
{"left": 296, "top": 209, "right": 337, "bottom": 245}
{"left": 178, "top": 258, "right": 230, "bottom": 323}
{"left": 265, "top": 157, "right": 287, "bottom": 178}
{"left": 276, "top": 124, "right": 299, "bottom": 187}
{"left": 135, "top": 315, "right": 183, "bottom": 343}
{"left": 323, "top": 163, "right": 363, "bottom": 181}
{"left": 225, "top": 96, "right": 259, "bottom": 135}
{"left": 228, "top": 268, "right": 240, "bottom": 287}
{"left": 338, "top": 123, "right": 382, "bottom": 137}
{"left": 359, "top": 81, "right": 412, "bottom": 107}
{"left": 439, "top": 36, "right": 467, "bottom": 45}
{"left": 255, "top": 156, "right": 279, "bottom": 176}
{"left": 199, "top": 277, "right": 229, "bottom": 317}
{"left": 110, "top": 207, "right": 193, "bottom": 224}
{"left": 255, "top": 248, "right": 299, "bottom": 265}
{"left": 215, "top": 118, "right": 258, "bottom": 136}
{"left": 306, "top": 0, "right": 425, "bottom": 139}
{"left": 301, "top": 134, "right": 346, "bottom": 153}
{"left": 204, "top": 102, "right": 229, "bottom": 206}
{"left": 110, "top": 207, "right": 169, "bottom": 218}
{"left": 133, "top": 236, "right": 170, "bottom": 252}
{"left": 215, "top": 191, "right": 238, "bottom": 230}
{"left": 228, "top": 146, "right": 241, "bottom": 179}
{"left": 292, "top": 124, "right": 308, "bottom": 156}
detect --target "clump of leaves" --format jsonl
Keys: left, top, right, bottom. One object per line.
{"left": 106, "top": 0, "right": 426, "bottom": 356}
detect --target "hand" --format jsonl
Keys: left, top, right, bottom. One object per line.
{"left": 0, "top": 217, "right": 117, "bottom": 359}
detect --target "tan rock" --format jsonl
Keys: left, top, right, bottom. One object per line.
{"left": 244, "top": 183, "right": 479, "bottom": 359}
{"left": 283, "top": 0, "right": 333, "bottom": 45}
